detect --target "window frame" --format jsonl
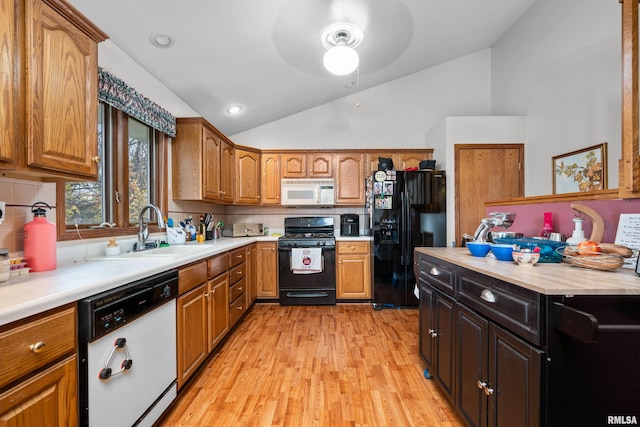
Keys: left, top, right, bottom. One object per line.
{"left": 56, "top": 106, "right": 170, "bottom": 242}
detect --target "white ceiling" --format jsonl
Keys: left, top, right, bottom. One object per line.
{"left": 68, "top": 0, "right": 538, "bottom": 136}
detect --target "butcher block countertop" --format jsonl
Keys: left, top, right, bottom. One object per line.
{"left": 416, "top": 247, "right": 640, "bottom": 296}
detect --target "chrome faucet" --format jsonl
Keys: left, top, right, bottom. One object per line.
{"left": 471, "top": 212, "right": 516, "bottom": 243}
{"left": 135, "top": 204, "right": 166, "bottom": 251}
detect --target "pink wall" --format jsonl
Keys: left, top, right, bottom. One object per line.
{"left": 486, "top": 199, "right": 640, "bottom": 243}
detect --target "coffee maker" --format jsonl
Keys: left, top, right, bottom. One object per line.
{"left": 340, "top": 214, "right": 360, "bottom": 237}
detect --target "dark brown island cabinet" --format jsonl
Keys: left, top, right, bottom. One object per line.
{"left": 416, "top": 250, "right": 640, "bottom": 427}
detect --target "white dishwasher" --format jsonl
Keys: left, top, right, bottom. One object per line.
{"left": 78, "top": 270, "right": 178, "bottom": 427}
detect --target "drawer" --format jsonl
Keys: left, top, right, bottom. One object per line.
{"left": 229, "top": 294, "right": 246, "bottom": 327}
{"left": 229, "top": 263, "right": 246, "bottom": 285}
{"left": 229, "top": 247, "right": 245, "bottom": 268}
{"left": 230, "top": 277, "right": 246, "bottom": 303}
{"left": 458, "top": 268, "right": 541, "bottom": 345}
{"left": 178, "top": 261, "right": 207, "bottom": 294}
{"left": 0, "top": 304, "right": 76, "bottom": 389}
{"left": 417, "top": 254, "right": 455, "bottom": 296}
{"left": 208, "top": 253, "right": 229, "bottom": 278}
{"left": 337, "top": 241, "right": 369, "bottom": 255}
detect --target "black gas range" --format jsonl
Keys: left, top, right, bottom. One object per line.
{"left": 277, "top": 217, "right": 336, "bottom": 305}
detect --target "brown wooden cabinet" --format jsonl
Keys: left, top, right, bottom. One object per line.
{"left": 336, "top": 241, "right": 371, "bottom": 299}
{"left": 0, "top": 0, "right": 106, "bottom": 179}
{"left": 281, "top": 153, "right": 306, "bottom": 178}
{"left": 308, "top": 153, "right": 332, "bottom": 177}
{"left": 228, "top": 247, "right": 247, "bottom": 328}
{"left": 366, "top": 151, "right": 433, "bottom": 175}
{"left": 207, "top": 272, "right": 229, "bottom": 352}
{"left": 256, "top": 242, "right": 278, "bottom": 298}
{"left": 0, "top": 303, "right": 78, "bottom": 426}
{"left": 235, "top": 148, "right": 261, "bottom": 204}
{"left": 261, "top": 153, "right": 281, "bottom": 204}
{"left": 281, "top": 152, "right": 332, "bottom": 178}
{"left": 173, "top": 119, "right": 235, "bottom": 203}
{"left": 245, "top": 243, "right": 257, "bottom": 306}
{"left": 335, "top": 153, "right": 365, "bottom": 205}
{"left": 176, "top": 261, "right": 208, "bottom": 389}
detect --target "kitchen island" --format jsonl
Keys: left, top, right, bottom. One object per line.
{"left": 415, "top": 247, "right": 640, "bottom": 427}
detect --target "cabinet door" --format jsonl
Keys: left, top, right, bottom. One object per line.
{"left": 26, "top": 0, "right": 99, "bottom": 178}
{"left": 261, "top": 153, "right": 281, "bottom": 204}
{"left": 366, "top": 153, "right": 398, "bottom": 175}
{"left": 203, "top": 128, "right": 222, "bottom": 200}
{"left": 282, "top": 153, "right": 306, "bottom": 178}
{"left": 0, "top": 0, "right": 16, "bottom": 168}
{"left": 336, "top": 242, "right": 371, "bottom": 299}
{"left": 308, "top": 153, "right": 332, "bottom": 177}
{"left": 398, "top": 153, "right": 427, "bottom": 170}
{"left": 208, "top": 273, "right": 229, "bottom": 352}
{"left": 419, "top": 283, "right": 435, "bottom": 370}
{"left": 0, "top": 355, "right": 78, "bottom": 427}
{"left": 433, "top": 291, "right": 455, "bottom": 400}
{"left": 335, "top": 153, "right": 365, "bottom": 205}
{"left": 177, "top": 284, "right": 208, "bottom": 389}
{"left": 455, "top": 302, "right": 489, "bottom": 427}
{"left": 246, "top": 243, "right": 257, "bottom": 305}
{"left": 235, "top": 149, "right": 261, "bottom": 204}
{"left": 220, "top": 140, "right": 235, "bottom": 203}
{"left": 488, "top": 324, "right": 541, "bottom": 427}
{"left": 256, "top": 242, "right": 278, "bottom": 298}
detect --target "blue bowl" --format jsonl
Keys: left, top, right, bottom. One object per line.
{"left": 466, "top": 241, "right": 491, "bottom": 257}
{"left": 490, "top": 244, "right": 514, "bottom": 261}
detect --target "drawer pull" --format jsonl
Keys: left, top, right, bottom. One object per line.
{"left": 235, "top": 305, "right": 243, "bottom": 311}
{"left": 428, "top": 329, "right": 438, "bottom": 338}
{"left": 480, "top": 289, "right": 496, "bottom": 303}
{"left": 29, "top": 341, "right": 46, "bottom": 353}
{"left": 429, "top": 267, "right": 440, "bottom": 276}
{"left": 477, "top": 380, "right": 494, "bottom": 396}
{"left": 237, "top": 287, "right": 243, "bottom": 292}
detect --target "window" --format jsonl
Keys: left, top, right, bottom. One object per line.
{"left": 58, "top": 102, "right": 167, "bottom": 240}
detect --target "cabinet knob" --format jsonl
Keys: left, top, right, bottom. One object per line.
{"left": 235, "top": 306, "right": 243, "bottom": 310}
{"left": 429, "top": 267, "right": 440, "bottom": 276}
{"left": 30, "top": 341, "right": 46, "bottom": 353}
{"left": 480, "top": 289, "right": 496, "bottom": 304}
{"left": 428, "top": 329, "right": 438, "bottom": 338}
{"left": 92, "top": 156, "right": 100, "bottom": 163}
{"left": 237, "top": 287, "right": 243, "bottom": 292}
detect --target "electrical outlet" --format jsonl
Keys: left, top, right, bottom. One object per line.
{"left": 0, "top": 201, "right": 4, "bottom": 224}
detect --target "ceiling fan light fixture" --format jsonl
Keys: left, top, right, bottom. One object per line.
{"left": 320, "top": 22, "right": 363, "bottom": 76}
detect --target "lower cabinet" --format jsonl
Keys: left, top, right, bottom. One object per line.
{"left": 417, "top": 253, "right": 542, "bottom": 427}
{"left": 336, "top": 241, "right": 371, "bottom": 299}
{"left": 256, "top": 242, "right": 278, "bottom": 298}
{"left": 208, "top": 272, "right": 229, "bottom": 352}
{"left": 177, "top": 276, "right": 208, "bottom": 389}
{"left": 0, "top": 304, "right": 78, "bottom": 426}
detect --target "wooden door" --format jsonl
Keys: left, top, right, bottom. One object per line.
{"left": 203, "top": 127, "right": 222, "bottom": 201}
{"left": 455, "top": 144, "right": 524, "bottom": 246}
{"left": 26, "top": 0, "right": 100, "bottom": 178}
{"left": 308, "top": 153, "right": 332, "bottom": 177}
{"left": 256, "top": 242, "right": 278, "bottom": 298}
{"left": 177, "top": 284, "right": 208, "bottom": 389}
{"left": 335, "top": 153, "right": 365, "bottom": 205}
{"left": 220, "top": 140, "right": 235, "bottom": 203}
{"left": 208, "top": 273, "right": 229, "bottom": 352}
{"left": 0, "top": 0, "right": 16, "bottom": 168}
{"left": 282, "top": 153, "right": 306, "bottom": 178}
{"left": 261, "top": 154, "right": 281, "bottom": 204}
{"left": 235, "top": 148, "right": 260, "bottom": 204}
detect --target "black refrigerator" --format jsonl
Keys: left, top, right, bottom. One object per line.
{"left": 371, "top": 170, "right": 446, "bottom": 308}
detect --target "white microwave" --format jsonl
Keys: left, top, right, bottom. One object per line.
{"left": 281, "top": 178, "right": 335, "bottom": 206}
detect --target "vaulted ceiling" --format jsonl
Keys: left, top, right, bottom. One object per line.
{"left": 68, "top": 0, "right": 538, "bottom": 135}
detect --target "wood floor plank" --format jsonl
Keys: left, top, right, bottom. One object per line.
{"left": 161, "top": 304, "right": 463, "bottom": 426}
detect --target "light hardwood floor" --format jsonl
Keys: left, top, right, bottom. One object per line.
{"left": 161, "top": 304, "right": 463, "bottom": 426}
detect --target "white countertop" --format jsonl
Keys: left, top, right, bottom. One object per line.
{"left": 417, "top": 247, "right": 640, "bottom": 296}
{"left": 0, "top": 236, "right": 279, "bottom": 327}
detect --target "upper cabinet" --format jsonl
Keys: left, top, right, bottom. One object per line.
{"left": 335, "top": 153, "right": 365, "bottom": 205}
{"left": 281, "top": 153, "right": 333, "bottom": 178}
{"left": 234, "top": 148, "right": 260, "bottom": 205}
{"left": 0, "top": 0, "right": 107, "bottom": 179}
{"left": 173, "top": 118, "right": 235, "bottom": 203}
{"left": 261, "top": 153, "right": 281, "bottom": 205}
{"left": 366, "top": 151, "right": 433, "bottom": 175}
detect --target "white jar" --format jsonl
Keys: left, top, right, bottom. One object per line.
{"left": 0, "top": 249, "right": 9, "bottom": 283}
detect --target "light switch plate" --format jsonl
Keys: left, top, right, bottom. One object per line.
{"left": 0, "top": 201, "right": 4, "bottom": 224}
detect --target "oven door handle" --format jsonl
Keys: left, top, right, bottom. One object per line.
{"left": 286, "top": 291, "right": 330, "bottom": 298}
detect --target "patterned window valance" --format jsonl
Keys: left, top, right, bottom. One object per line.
{"left": 98, "top": 67, "right": 176, "bottom": 137}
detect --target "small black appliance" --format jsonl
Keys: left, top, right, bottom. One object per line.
{"left": 340, "top": 214, "right": 360, "bottom": 237}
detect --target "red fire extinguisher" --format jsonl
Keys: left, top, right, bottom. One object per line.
{"left": 23, "top": 202, "right": 57, "bottom": 272}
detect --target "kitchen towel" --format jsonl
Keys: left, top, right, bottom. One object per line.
{"left": 291, "top": 248, "right": 322, "bottom": 273}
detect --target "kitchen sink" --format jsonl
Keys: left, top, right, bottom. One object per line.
{"left": 87, "top": 244, "right": 205, "bottom": 261}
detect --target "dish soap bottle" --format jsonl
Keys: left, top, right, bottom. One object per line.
{"left": 105, "top": 238, "right": 121, "bottom": 256}
{"left": 566, "top": 217, "right": 588, "bottom": 246}
{"left": 540, "top": 212, "right": 555, "bottom": 239}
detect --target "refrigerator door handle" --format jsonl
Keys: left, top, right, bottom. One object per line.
{"left": 401, "top": 191, "right": 410, "bottom": 265}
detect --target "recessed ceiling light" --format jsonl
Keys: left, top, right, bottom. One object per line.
{"left": 149, "top": 32, "right": 174, "bottom": 48}
{"left": 226, "top": 105, "right": 243, "bottom": 115}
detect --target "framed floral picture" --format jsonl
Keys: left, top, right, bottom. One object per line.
{"left": 552, "top": 143, "right": 607, "bottom": 194}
